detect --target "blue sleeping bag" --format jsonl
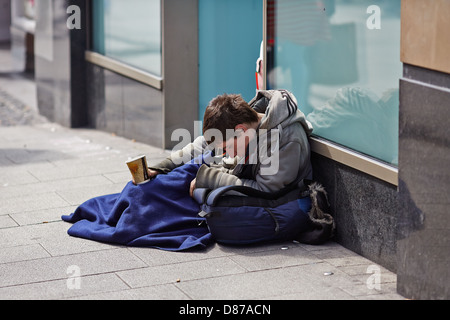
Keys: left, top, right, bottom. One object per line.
{"left": 62, "top": 154, "right": 332, "bottom": 250}
{"left": 61, "top": 160, "right": 213, "bottom": 251}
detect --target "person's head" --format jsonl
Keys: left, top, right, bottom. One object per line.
{"left": 203, "top": 94, "right": 259, "bottom": 157}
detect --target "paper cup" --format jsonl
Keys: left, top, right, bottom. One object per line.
{"left": 126, "top": 155, "right": 150, "bottom": 184}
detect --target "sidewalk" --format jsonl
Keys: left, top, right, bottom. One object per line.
{"left": 0, "top": 118, "right": 405, "bottom": 301}
{"left": 0, "top": 52, "right": 404, "bottom": 301}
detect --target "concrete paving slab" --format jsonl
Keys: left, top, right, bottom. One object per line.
{"left": 56, "top": 183, "right": 125, "bottom": 206}
{"left": 0, "top": 215, "right": 18, "bottom": 228}
{"left": 0, "top": 191, "right": 69, "bottom": 215}
{"left": 0, "top": 243, "right": 51, "bottom": 264}
{"left": 0, "top": 248, "right": 146, "bottom": 287}
{"left": 228, "top": 245, "right": 321, "bottom": 272}
{"left": 70, "top": 283, "right": 190, "bottom": 300}
{"left": 117, "top": 257, "right": 247, "bottom": 289}
{"left": 0, "top": 175, "right": 113, "bottom": 201}
{"left": 175, "top": 263, "right": 356, "bottom": 300}
{"left": 10, "top": 206, "right": 78, "bottom": 226}
{"left": 0, "top": 273, "right": 129, "bottom": 300}
{"left": 36, "top": 222, "right": 117, "bottom": 256}
{"left": 0, "top": 168, "right": 39, "bottom": 186}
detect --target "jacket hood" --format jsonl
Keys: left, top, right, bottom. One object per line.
{"left": 249, "top": 90, "right": 313, "bottom": 135}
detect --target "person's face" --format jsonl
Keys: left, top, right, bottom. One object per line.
{"left": 220, "top": 125, "right": 255, "bottom": 158}
{"left": 221, "top": 137, "right": 239, "bottom": 158}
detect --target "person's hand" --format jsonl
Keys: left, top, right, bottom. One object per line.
{"left": 189, "top": 178, "right": 196, "bottom": 198}
{"left": 148, "top": 169, "right": 159, "bottom": 179}
{"left": 132, "top": 169, "right": 159, "bottom": 185}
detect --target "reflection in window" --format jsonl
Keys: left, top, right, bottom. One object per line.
{"left": 267, "top": 0, "right": 400, "bottom": 165}
{"left": 92, "top": 0, "right": 161, "bottom": 77}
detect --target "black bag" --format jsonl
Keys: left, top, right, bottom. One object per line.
{"left": 193, "top": 180, "right": 334, "bottom": 246}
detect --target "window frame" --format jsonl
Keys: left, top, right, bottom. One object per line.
{"left": 85, "top": 0, "right": 163, "bottom": 90}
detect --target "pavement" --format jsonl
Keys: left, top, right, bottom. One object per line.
{"left": 0, "top": 43, "right": 405, "bottom": 300}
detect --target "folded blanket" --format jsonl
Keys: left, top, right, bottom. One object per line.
{"left": 61, "top": 162, "right": 213, "bottom": 251}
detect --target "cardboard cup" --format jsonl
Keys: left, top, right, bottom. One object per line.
{"left": 126, "top": 155, "right": 150, "bottom": 184}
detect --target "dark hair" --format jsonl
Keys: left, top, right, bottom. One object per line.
{"left": 202, "top": 94, "right": 258, "bottom": 144}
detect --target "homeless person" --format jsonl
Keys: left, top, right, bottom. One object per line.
{"left": 62, "top": 90, "right": 314, "bottom": 251}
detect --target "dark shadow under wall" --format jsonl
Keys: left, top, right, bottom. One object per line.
{"left": 311, "top": 152, "right": 398, "bottom": 272}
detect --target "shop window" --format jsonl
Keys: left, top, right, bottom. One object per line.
{"left": 266, "top": 0, "right": 400, "bottom": 166}
{"left": 198, "top": 0, "right": 263, "bottom": 120}
{"left": 91, "top": 0, "right": 161, "bottom": 77}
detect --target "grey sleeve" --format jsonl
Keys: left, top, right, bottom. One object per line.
{"left": 149, "top": 136, "right": 207, "bottom": 173}
{"left": 196, "top": 141, "right": 303, "bottom": 193}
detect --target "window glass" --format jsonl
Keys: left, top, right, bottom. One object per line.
{"left": 198, "top": 0, "right": 263, "bottom": 121}
{"left": 267, "top": 0, "right": 400, "bottom": 165}
{"left": 92, "top": 0, "right": 161, "bottom": 77}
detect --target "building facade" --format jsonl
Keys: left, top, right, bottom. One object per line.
{"left": 21, "top": 0, "right": 450, "bottom": 299}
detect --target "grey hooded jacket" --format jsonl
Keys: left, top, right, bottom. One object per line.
{"left": 150, "top": 89, "right": 313, "bottom": 193}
